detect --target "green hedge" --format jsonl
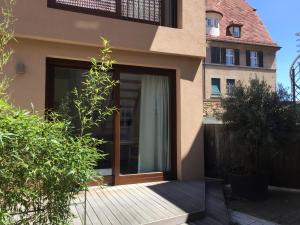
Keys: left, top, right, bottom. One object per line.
{"left": 0, "top": 100, "right": 100, "bottom": 225}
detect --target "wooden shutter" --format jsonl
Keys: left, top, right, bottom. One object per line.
{"left": 221, "top": 48, "right": 226, "bottom": 64}
{"left": 234, "top": 49, "right": 240, "bottom": 65}
{"left": 258, "top": 51, "right": 264, "bottom": 67}
{"left": 211, "top": 47, "right": 221, "bottom": 64}
{"left": 246, "top": 50, "right": 251, "bottom": 66}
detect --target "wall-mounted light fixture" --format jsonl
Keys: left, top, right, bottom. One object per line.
{"left": 16, "top": 62, "right": 26, "bottom": 74}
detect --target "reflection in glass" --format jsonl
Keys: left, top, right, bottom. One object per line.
{"left": 52, "top": 67, "right": 113, "bottom": 176}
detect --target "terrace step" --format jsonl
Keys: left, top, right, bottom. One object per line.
{"left": 182, "top": 180, "right": 231, "bottom": 225}
{"left": 72, "top": 180, "right": 206, "bottom": 225}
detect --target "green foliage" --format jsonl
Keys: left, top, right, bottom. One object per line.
{"left": 0, "top": 0, "right": 117, "bottom": 223}
{"left": 72, "top": 37, "right": 118, "bottom": 136}
{"left": 0, "top": 0, "right": 15, "bottom": 98}
{"left": 0, "top": 35, "right": 118, "bottom": 224}
{"left": 221, "top": 79, "right": 296, "bottom": 175}
{"left": 0, "top": 100, "right": 100, "bottom": 225}
{"left": 0, "top": 37, "right": 117, "bottom": 224}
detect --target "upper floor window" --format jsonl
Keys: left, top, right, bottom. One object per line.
{"left": 48, "top": 0, "right": 177, "bottom": 27}
{"left": 211, "top": 47, "right": 240, "bottom": 66}
{"left": 206, "top": 17, "right": 219, "bottom": 28}
{"left": 206, "top": 16, "right": 220, "bottom": 37}
{"left": 250, "top": 51, "right": 258, "bottom": 67}
{"left": 246, "top": 50, "right": 264, "bottom": 68}
{"left": 228, "top": 26, "right": 241, "bottom": 38}
{"left": 226, "top": 49, "right": 234, "bottom": 65}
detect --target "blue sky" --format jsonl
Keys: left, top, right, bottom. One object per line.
{"left": 247, "top": 0, "right": 299, "bottom": 90}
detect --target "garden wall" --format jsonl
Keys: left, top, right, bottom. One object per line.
{"left": 204, "top": 124, "right": 300, "bottom": 189}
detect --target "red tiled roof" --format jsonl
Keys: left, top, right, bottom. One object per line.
{"left": 206, "top": 0, "right": 278, "bottom": 47}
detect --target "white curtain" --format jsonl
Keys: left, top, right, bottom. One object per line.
{"left": 138, "top": 75, "right": 170, "bottom": 173}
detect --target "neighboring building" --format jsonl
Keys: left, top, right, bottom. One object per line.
{"left": 204, "top": 0, "right": 280, "bottom": 119}
{"left": 3, "top": 0, "right": 206, "bottom": 185}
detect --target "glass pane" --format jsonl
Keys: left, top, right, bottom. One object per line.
{"left": 52, "top": 66, "right": 113, "bottom": 176}
{"left": 211, "top": 78, "right": 221, "bottom": 96}
{"left": 226, "top": 79, "right": 235, "bottom": 95}
{"left": 120, "top": 73, "right": 171, "bottom": 174}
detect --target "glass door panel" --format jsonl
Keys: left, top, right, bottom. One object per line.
{"left": 119, "top": 73, "right": 171, "bottom": 175}
{"left": 52, "top": 66, "right": 113, "bottom": 176}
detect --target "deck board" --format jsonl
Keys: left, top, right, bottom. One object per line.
{"left": 116, "top": 185, "right": 165, "bottom": 221}
{"left": 133, "top": 183, "right": 186, "bottom": 215}
{"left": 72, "top": 180, "right": 206, "bottom": 225}
{"left": 89, "top": 190, "right": 122, "bottom": 225}
{"left": 112, "top": 186, "right": 154, "bottom": 223}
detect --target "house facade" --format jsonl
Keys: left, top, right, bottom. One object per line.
{"left": 3, "top": 0, "right": 206, "bottom": 185}
{"left": 204, "top": 0, "right": 280, "bottom": 118}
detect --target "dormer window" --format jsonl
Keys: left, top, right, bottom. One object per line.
{"left": 228, "top": 25, "right": 242, "bottom": 38}
{"left": 206, "top": 17, "right": 219, "bottom": 28}
{"left": 206, "top": 17, "right": 220, "bottom": 37}
{"left": 206, "top": 11, "right": 223, "bottom": 37}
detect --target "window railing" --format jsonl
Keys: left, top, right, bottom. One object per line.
{"left": 47, "top": 0, "right": 177, "bottom": 27}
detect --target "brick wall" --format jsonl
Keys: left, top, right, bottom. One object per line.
{"left": 203, "top": 99, "right": 224, "bottom": 118}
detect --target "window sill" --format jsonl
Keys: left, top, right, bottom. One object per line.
{"left": 205, "top": 63, "right": 273, "bottom": 71}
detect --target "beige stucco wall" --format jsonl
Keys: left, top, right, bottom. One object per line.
{"left": 204, "top": 65, "right": 276, "bottom": 99}
{"left": 11, "top": 0, "right": 206, "bottom": 58}
{"left": 5, "top": 37, "right": 205, "bottom": 181}
{"left": 204, "top": 40, "right": 277, "bottom": 99}
{"left": 1, "top": 0, "right": 206, "bottom": 181}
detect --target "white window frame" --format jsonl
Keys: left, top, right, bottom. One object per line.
{"left": 250, "top": 51, "right": 258, "bottom": 67}
{"left": 226, "top": 48, "right": 234, "bottom": 65}
{"left": 226, "top": 79, "right": 235, "bottom": 95}
{"left": 232, "top": 26, "right": 241, "bottom": 37}
{"left": 206, "top": 17, "right": 219, "bottom": 28}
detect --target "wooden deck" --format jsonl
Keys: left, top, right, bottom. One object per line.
{"left": 71, "top": 180, "right": 206, "bottom": 225}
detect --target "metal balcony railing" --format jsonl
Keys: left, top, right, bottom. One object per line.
{"left": 48, "top": 0, "right": 177, "bottom": 27}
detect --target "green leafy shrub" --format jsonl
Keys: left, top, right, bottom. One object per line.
{"left": 0, "top": 99, "right": 100, "bottom": 224}
{"left": 221, "top": 79, "right": 296, "bottom": 175}
{"left": 0, "top": 39, "right": 117, "bottom": 224}
{"left": 1, "top": 0, "right": 117, "bottom": 223}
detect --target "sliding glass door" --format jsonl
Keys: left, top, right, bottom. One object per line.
{"left": 46, "top": 59, "right": 176, "bottom": 185}
{"left": 119, "top": 73, "right": 171, "bottom": 175}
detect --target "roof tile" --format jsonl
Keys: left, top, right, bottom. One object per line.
{"left": 206, "top": 0, "right": 278, "bottom": 47}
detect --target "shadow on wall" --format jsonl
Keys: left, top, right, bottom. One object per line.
{"left": 181, "top": 125, "right": 205, "bottom": 180}
{"left": 179, "top": 58, "right": 203, "bottom": 82}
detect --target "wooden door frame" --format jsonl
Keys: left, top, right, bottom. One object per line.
{"left": 45, "top": 58, "right": 178, "bottom": 185}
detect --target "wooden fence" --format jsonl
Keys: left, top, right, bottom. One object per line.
{"left": 204, "top": 124, "right": 300, "bottom": 189}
